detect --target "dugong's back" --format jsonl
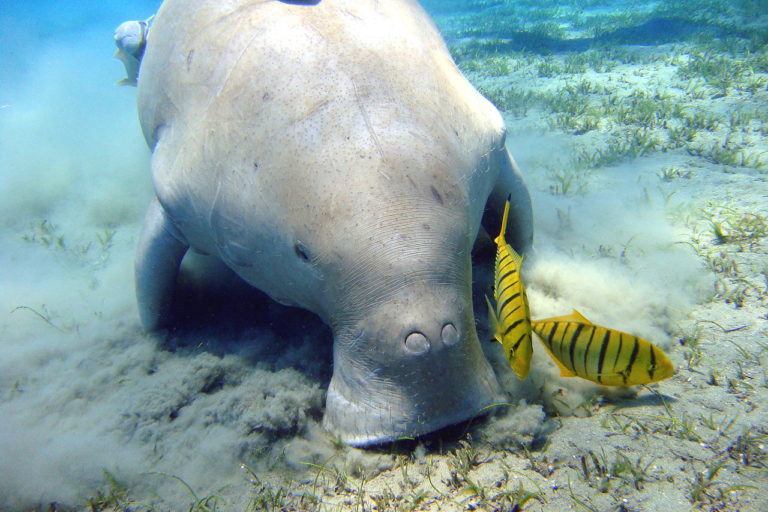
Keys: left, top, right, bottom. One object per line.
{"left": 137, "top": 0, "right": 504, "bottom": 245}
{"left": 139, "top": 0, "right": 500, "bottom": 143}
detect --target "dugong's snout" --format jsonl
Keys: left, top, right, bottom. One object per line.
{"left": 323, "top": 285, "right": 504, "bottom": 447}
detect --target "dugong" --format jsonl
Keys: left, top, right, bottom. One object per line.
{"left": 135, "top": 0, "right": 533, "bottom": 446}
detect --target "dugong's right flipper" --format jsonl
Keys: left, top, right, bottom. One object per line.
{"left": 135, "top": 197, "right": 188, "bottom": 330}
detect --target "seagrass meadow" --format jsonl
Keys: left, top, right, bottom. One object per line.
{"left": 0, "top": 0, "right": 766, "bottom": 510}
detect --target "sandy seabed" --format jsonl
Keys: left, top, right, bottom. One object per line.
{"left": 1, "top": 1, "right": 767, "bottom": 511}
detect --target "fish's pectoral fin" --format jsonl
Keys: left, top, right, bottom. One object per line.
{"left": 533, "top": 331, "right": 575, "bottom": 377}
{"left": 485, "top": 294, "right": 501, "bottom": 342}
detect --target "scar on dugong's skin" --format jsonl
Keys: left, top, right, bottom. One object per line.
{"left": 133, "top": 0, "right": 533, "bottom": 447}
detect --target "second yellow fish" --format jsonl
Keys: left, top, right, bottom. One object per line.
{"left": 531, "top": 310, "right": 674, "bottom": 386}
{"left": 486, "top": 194, "right": 533, "bottom": 380}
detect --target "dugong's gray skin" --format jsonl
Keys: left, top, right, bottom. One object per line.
{"left": 135, "top": 0, "right": 533, "bottom": 446}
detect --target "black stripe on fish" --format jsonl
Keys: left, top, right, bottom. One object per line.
{"left": 495, "top": 260, "right": 513, "bottom": 280}
{"left": 498, "top": 268, "right": 518, "bottom": 284}
{"left": 498, "top": 280, "right": 517, "bottom": 300}
{"left": 582, "top": 325, "right": 596, "bottom": 377}
{"left": 546, "top": 322, "right": 557, "bottom": 347}
{"left": 496, "top": 252, "right": 512, "bottom": 268}
{"left": 512, "top": 331, "right": 527, "bottom": 350}
{"left": 549, "top": 322, "right": 563, "bottom": 361}
{"left": 501, "top": 304, "right": 522, "bottom": 323}
{"left": 504, "top": 318, "right": 524, "bottom": 336}
{"left": 583, "top": 326, "right": 597, "bottom": 380}
{"left": 556, "top": 323, "right": 572, "bottom": 364}
{"left": 585, "top": 327, "right": 597, "bottom": 376}
{"left": 623, "top": 335, "right": 640, "bottom": 384}
{"left": 497, "top": 278, "right": 519, "bottom": 293}
{"left": 596, "top": 328, "right": 611, "bottom": 384}
{"left": 612, "top": 331, "right": 624, "bottom": 371}
{"left": 498, "top": 292, "right": 521, "bottom": 316}
{"left": 649, "top": 344, "right": 657, "bottom": 381}
{"left": 568, "top": 324, "right": 584, "bottom": 374}
{"left": 497, "top": 261, "right": 515, "bottom": 277}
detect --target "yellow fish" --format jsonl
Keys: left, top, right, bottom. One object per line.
{"left": 531, "top": 310, "right": 674, "bottom": 386}
{"left": 485, "top": 194, "right": 533, "bottom": 379}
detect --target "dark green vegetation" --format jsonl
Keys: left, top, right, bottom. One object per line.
{"left": 440, "top": 0, "right": 768, "bottom": 196}
{"left": 434, "top": 0, "right": 768, "bottom": 52}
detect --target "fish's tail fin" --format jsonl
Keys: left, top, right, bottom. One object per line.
{"left": 494, "top": 193, "right": 512, "bottom": 246}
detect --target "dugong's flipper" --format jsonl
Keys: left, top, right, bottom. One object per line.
{"left": 135, "top": 197, "right": 188, "bottom": 330}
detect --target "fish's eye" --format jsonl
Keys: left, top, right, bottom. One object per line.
{"left": 294, "top": 241, "right": 310, "bottom": 262}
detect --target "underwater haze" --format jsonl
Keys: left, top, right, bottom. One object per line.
{"left": 1, "top": 0, "right": 767, "bottom": 510}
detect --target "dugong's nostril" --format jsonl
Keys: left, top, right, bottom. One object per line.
{"left": 441, "top": 323, "right": 459, "bottom": 346}
{"left": 404, "top": 331, "right": 430, "bottom": 354}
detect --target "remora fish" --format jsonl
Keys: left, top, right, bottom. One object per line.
{"left": 114, "top": 16, "right": 153, "bottom": 86}
{"left": 531, "top": 310, "right": 674, "bottom": 386}
{"left": 485, "top": 194, "right": 533, "bottom": 379}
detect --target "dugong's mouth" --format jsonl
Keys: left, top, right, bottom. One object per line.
{"left": 322, "top": 323, "right": 503, "bottom": 447}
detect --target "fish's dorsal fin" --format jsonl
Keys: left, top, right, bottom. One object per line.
{"left": 508, "top": 245, "right": 524, "bottom": 267}
{"left": 570, "top": 309, "right": 593, "bottom": 324}
{"left": 531, "top": 314, "right": 576, "bottom": 325}
{"left": 494, "top": 193, "right": 511, "bottom": 247}
{"left": 531, "top": 309, "right": 594, "bottom": 325}
{"left": 493, "top": 245, "right": 524, "bottom": 285}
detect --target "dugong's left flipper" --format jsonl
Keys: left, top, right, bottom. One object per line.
{"left": 135, "top": 196, "right": 188, "bottom": 330}
{"left": 483, "top": 146, "right": 533, "bottom": 255}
